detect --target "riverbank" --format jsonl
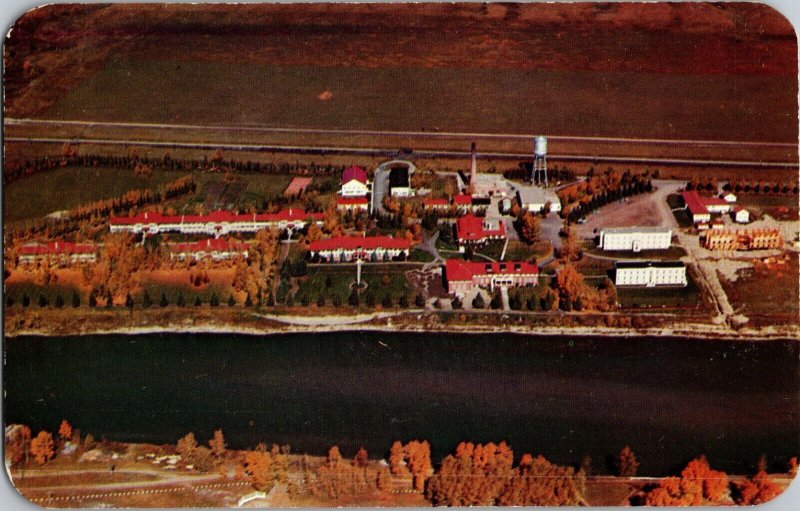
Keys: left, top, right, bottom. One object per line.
{"left": 4, "top": 307, "right": 798, "bottom": 341}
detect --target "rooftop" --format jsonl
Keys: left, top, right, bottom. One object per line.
{"left": 309, "top": 235, "right": 411, "bottom": 252}
{"left": 445, "top": 259, "right": 538, "bottom": 281}
{"left": 614, "top": 260, "right": 685, "bottom": 269}
{"left": 600, "top": 226, "right": 672, "bottom": 234}
{"left": 341, "top": 166, "right": 368, "bottom": 185}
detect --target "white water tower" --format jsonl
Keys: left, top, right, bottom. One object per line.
{"left": 532, "top": 135, "right": 548, "bottom": 186}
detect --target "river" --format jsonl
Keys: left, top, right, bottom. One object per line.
{"left": 4, "top": 332, "right": 798, "bottom": 475}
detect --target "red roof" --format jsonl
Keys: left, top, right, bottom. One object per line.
{"left": 456, "top": 214, "right": 506, "bottom": 242}
{"left": 341, "top": 166, "right": 368, "bottom": 185}
{"left": 423, "top": 198, "right": 449, "bottom": 206}
{"left": 284, "top": 177, "right": 313, "bottom": 196}
{"left": 445, "top": 259, "right": 538, "bottom": 282}
{"left": 110, "top": 208, "right": 322, "bottom": 226}
{"left": 337, "top": 197, "right": 369, "bottom": 205}
{"left": 309, "top": 235, "right": 411, "bottom": 252}
{"left": 453, "top": 194, "right": 473, "bottom": 205}
{"left": 170, "top": 238, "right": 248, "bottom": 254}
{"left": 681, "top": 191, "right": 710, "bottom": 216}
{"left": 18, "top": 241, "right": 95, "bottom": 255}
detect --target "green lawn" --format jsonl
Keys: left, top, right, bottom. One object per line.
{"left": 4, "top": 166, "right": 292, "bottom": 222}
{"left": 616, "top": 278, "right": 701, "bottom": 309}
{"left": 294, "top": 264, "right": 416, "bottom": 305}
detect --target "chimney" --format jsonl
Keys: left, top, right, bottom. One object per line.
{"left": 469, "top": 142, "right": 477, "bottom": 194}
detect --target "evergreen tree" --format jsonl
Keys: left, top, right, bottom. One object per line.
{"left": 210, "top": 293, "right": 220, "bottom": 307}
{"left": 55, "top": 294, "right": 64, "bottom": 308}
{"left": 398, "top": 295, "right": 410, "bottom": 308}
{"left": 177, "top": 292, "right": 186, "bottom": 307}
{"left": 316, "top": 294, "right": 326, "bottom": 307}
{"left": 228, "top": 295, "right": 236, "bottom": 307}
{"left": 38, "top": 294, "right": 48, "bottom": 308}
{"left": 142, "top": 291, "right": 152, "bottom": 308}
{"left": 71, "top": 291, "right": 80, "bottom": 308}
{"left": 414, "top": 294, "right": 426, "bottom": 308}
{"left": 381, "top": 294, "right": 393, "bottom": 308}
{"left": 194, "top": 295, "right": 202, "bottom": 307}
{"left": 348, "top": 289, "right": 360, "bottom": 307}
{"left": 6, "top": 295, "right": 14, "bottom": 308}
{"left": 87, "top": 293, "right": 96, "bottom": 308}
{"left": 160, "top": 292, "right": 169, "bottom": 307}
{"left": 332, "top": 294, "right": 343, "bottom": 307}
{"left": 126, "top": 293, "right": 134, "bottom": 309}
{"left": 365, "top": 292, "right": 376, "bottom": 307}
{"left": 245, "top": 293, "right": 253, "bottom": 307}
{"left": 472, "top": 293, "right": 485, "bottom": 309}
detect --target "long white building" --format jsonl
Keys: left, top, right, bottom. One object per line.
{"left": 614, "top": 261, "right": 687, "bottom": 287}
{"left": 599, "top": 227, "right": 672, "bottom": 252}
{"left": 110, "top": 209, "right": 323, "bottom": 237}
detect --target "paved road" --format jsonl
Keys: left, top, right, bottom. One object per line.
{"left": 6, "top": 136, "right": 797, "bottom": 168}
{"left": 6, "top": 118, "right": 795, "bottom": 148}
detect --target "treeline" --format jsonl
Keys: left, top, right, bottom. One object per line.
{"left": 560, "top": 169, "right": 653, "bottom": 222}
{"left": 4, "top": 152, "right": 351, "bottom": 185}
{"left": 503, "top": 163, "right": 576, "bottom": 183}
{"left": 685, "top": 176, "right": 799, "bottom": 196}
{"left": 6, "top": 176, "right": 196, "bottom": 242}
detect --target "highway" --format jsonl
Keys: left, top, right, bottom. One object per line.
{"left": 6, "top": 135, "right": 798, "bottom": 169}
{"left": 5, "top": 117, "right": 797, "bottom": 148}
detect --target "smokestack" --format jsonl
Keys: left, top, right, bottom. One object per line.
{"left": 469, "top": 142, "right": 477, "bottom": 194}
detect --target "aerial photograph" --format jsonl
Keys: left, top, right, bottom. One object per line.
{"left": 2, "top": 1, "right": 799, "bottom": 508}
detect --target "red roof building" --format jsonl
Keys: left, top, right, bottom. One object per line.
{"left": 682, "top": 191, "right": 733, "bottom": 224}
{"left": 423, "top": 198, "right": 450, "bottom": 209}
{"left": 18, "top": 241, "right": 97, "bottom": 264}
{"left": 455, "top": 214, "right": 506, "bottom": 250}
{"left": 110, "top": 209, "right": 323, "bottom": 237}
{"left": 283, "top": 177, "right": 313, "bottom": 197}
{"left": 341, "top": 166, "right": 368, "bottom": 185}
{"left": 453, "top": 194, "right": 473, "bottom": 206}
{"left": 170, "top": 238, "right": 249, "bottom": 261}
{"left": 445, "top": 259, "right": 539, "bottom": 297}
{"left": 308, "top": 235, "right": 411, "bottom": 262}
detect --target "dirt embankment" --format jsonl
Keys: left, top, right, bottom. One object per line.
{"left": 5, "top": 3, "right": 796, "bottom": 117}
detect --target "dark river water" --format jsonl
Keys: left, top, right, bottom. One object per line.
{"left": 4, "top": 332, "right": 798, "bottom": 475}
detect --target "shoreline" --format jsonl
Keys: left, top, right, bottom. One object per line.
{"left": 4, "top": 310, "right": 798, "bottom": 341}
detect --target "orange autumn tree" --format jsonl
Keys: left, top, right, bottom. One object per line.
{"left": 733, "top": 469, "right": 782, "bottom": 505}
{"left": 58, "top": 419, "right": 73, "bottom": 443}
{"left": 209, "top": 429, "right": 227, "bottom": 459}
{"left": 30, "top": 431, "right": 55, "bottom": 465}
{"left": 644, "top": 456, "right": 729, "bottom": 506}
{"left": 243, "top": 450, "right": 273, "bottom": 491}
{"left": 5, "top": 425, "right": 31, "bottom": 465}
{"left": 615, "top": 445, "right": 639, "bottom": 477}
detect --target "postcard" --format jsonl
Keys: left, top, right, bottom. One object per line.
{"left": 3, "top": 2, "right": 798, "bottom": 507}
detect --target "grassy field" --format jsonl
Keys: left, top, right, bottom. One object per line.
{"left": 45, "top": 59, "right": 796, "bottom": 142}
{"left": 616, "top": 279, "right": 701, "bottom": 309}
{"left": 3, "top": 166, "right": 292, "bottom": 222}
{"left": 295, "top": 263, "right": 417, "bottom": 305}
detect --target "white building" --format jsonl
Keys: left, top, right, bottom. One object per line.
{"left": 723, "top": 192, "right": 737, "bottom": 203}
{"left": 308, "top": 236, "right": 411, "bottom": 262}
{"left": 471, "top": 174, "right": 512, "bottom": 198}
{"left": 733, "top": 207, "right": 751, "bottom": 224}
{"left": 110, "top": 209, "right": 323, "bottom": 238}
{"left": 169, "top": 238, "right": 249, "bottom": 262}
{"left": 614, "top": 261, "right": 687, "bottom": 287}
{"left": 516, "top": 187, "right": 561, "bottom": 213}
{"left": 598, "top": 227, "right": 672, "bottom": 252}
{"left": 340, "top": 166, "right": 370, "bottom": 197}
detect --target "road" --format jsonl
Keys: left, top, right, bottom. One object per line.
{"left": 5, "top": 117, "right": 796, "bottom": 148}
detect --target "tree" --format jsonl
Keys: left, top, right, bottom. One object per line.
{"left": 244, "top": 450, "right": 273, "bottom": 491}
{"left": 414, "top": 294, "right": 426, "bottom": 308}
{"left": 490, "top": 293, "right": 502, "bottom": 309}
{"left": 177, "top": 292, "right": 186, "bottom": 307}
{"left": 58, "top": 420, "right": 73, "bottom": 443}
{"left": 55, "top": 294, "right": 64, "bottom": 308}
{"left": 332, "top": 294, "right": 343, "bottom": 307}
{"left": 30, "top": 431, "right": 55, "bottom": 465}
{"left": 398, "top": 294, "right": 409, "bottom": 308}
{"left": 389, "top": 441, "right": 408, "bottom": 476}
{"left": 194, "top": 295, "right": 202, "bottom": 307}
{"left": 6, "top": 425, "right": 31, "bottom": 465}
{"left": 405, "top": 440, "right": 432, "bottom": 491}
{"left": 348, "top": 288, "right": 360, "bottom": 307}
{"left": 353, "top": 447, "right": 369, "bottom": 468}
{"left": 209, "top": 429, "right": 226, "bottom": 459}
{"left": 472, "top": 293, "right": 485, "bottom": 309}
{"left": 451, "top": 296, "right": 463, "bottom": 309}
{"left": 71, "top": 291, "right": 80, "bottom": 308}
{"left": 733, "top": 470, "right": 782, "bottom": 505}
{"left": 38, "top": 294, "right": 48, "bottom": 308}
{"left": 176, "top": 432, "right": 198, "bottom": 462}
{"left": 317, "top": 294, "right": 326, "bottom": 307}
{"left": 142, "top": 291, "right": 152, "bottom": 308}
{"left": 558, "top": 225, "right": 581, "bottom": 263}
{"left": 228, "top": 295, "right": 236, "bottom": 307}
{"left": 381, "top": 294, "right": 393, "bottom": 308}
{"left": 518, "top": 211, "right": 541, "bottom": 244}
{"left": 616, "top": 445, "right": 639, "bottom": 477}
{"left": 644, "top": 456, "right": 729, "bottom": 506}
{"left": 160, "top": 292, "right": 169, "bottom": 307}
{"left": 210, "top": 293, "right": 220, "bottom": 307}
